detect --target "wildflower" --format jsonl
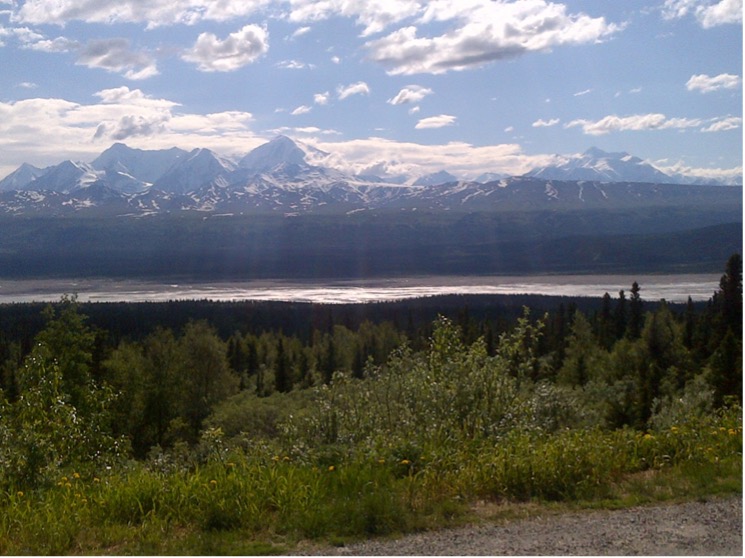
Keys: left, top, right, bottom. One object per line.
{"left": 272, "top": 455, "right": 280, "bottom": 462}
{"left": 400, "top": 459, "right": 411, "bottom": 465}
{"left": 226, "top": 462, "right": 235, "bottom": 469}
{"left": 328, "top": 465, "right": 335, "bottom": 472}
{"left": 65, "top": 482, "right": 72, "bottom": 489}
{"left": 93, "top": 477, "right": 100, "bottom": 483}
{"left": 378, "top": 458, "right": 386, "bottom": 464}
{"left": 73, "top": 472, "right": 80, "bottom": 479}
{"left": 16, "top": 491, "right": 23, "bottom": 498}
{"left": 670, "top": 426, "right": 679, "bottom": 433}
{"left": 61, "top": 476, "right": 68, "bottom": 482}
{"left": 729, "top": 428, "right": 738, "bottom": 436}
{"left": 642, "top": 434, "right": 654, "bottom": 441}
{"left": 283, "top": 456, "right": 290, "bottom": 461}
{"left": 209, "top": 480, "right": 217, "bottom": 487}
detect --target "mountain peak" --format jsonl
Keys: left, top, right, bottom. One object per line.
{"left": 239, "top": 136, "right": 307, "bottom": 171}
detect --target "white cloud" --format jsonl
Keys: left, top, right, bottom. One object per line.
{"left": 415, "top": 114, "right": 456, "bottom": 129}
{"left": 290, "top": 26, "right": 311, "bottom": 39}
{"left": 532, "top": 118, "right": 560, "bottom": 127}
{"left": 565, "top": 113, "right": 704, "bottom": 135}
{"left": 314, "top": 91, "right": 330, "bottom": 105}
{"left": 17, "top": 81, "right": 38, "bottom": 89}
{"left": 287, "top": 0, "right": 421, "bottom": 37}
{"left": 388, "top": 85, "right": 433, "bottom": 105}
{"left": 291, "top": 105, "right": 312, "bottom": 115}
{"left": 686, "top": 73, "right": 742, "bottom": 93}
{"left": 78, "top": 39, "right": 159, "bottom": 80}
{"left": 337, "top": 81, "right": 370, "bottom": 100}
{"left": 701, "top": 116, "right": 742, "bottom": 132}
{"left": 698, "top": 0, "right": 742, "bottom": 27}
{"left": 573, "top": 89, "right": 592, "bottom": 97}
{"left": 14, "top": 0, "right": 271, "bottom": 28}
{"left": 277, "top": 59, "right": 315, "bottom": 69}
{"left": 182, "top": 24, "right": 269, "bottom": 72}
{"left": 366, "top": 1, "right": 621, "bottom": 75}
{"left": 662, "top": 0, "right": 742, "bottom": 27}
{"left": 0, "top": 88, "right": 261, "bottom": 175}
{"left": 26, "top": 36, "right": 79, "bottom": 52}
{"left": 311, "top": 136, "right": 546, "bottom": 179}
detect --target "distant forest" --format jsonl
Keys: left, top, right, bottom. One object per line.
{"left": 0, "top": 209, "right": 740, "bottom": 279}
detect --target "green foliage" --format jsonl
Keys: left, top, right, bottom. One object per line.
{"left": 0, "top": 300, "right": 125, "bottom": 489}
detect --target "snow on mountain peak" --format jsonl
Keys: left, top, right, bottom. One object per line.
{"left": 239, "top": 135, "right": 309, "bottom": 171}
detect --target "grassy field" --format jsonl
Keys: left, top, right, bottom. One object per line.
{"left": 1, "top": 406, "right": 740, "bottom": 555}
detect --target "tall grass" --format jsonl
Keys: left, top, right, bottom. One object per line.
{"left": 1, "top": 405, "right": 740, "bottom": 555}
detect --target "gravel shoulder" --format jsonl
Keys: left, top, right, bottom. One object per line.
{"left": 299, "top": 496, "right": 742, "bottom": 556}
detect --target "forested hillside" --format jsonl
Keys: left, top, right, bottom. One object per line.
{"left": 0, "top": 255, "right": 741, "bottom": 553}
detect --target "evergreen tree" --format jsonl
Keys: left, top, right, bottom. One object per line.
{"left": 614, "top": 290, "right": 627, "bottom": 340}
{"left": 274, "top": 337, "right": 292, "bottom": 393}
{"left": 627, "top": 282, "right": 643, "bottom": 339}
{"left": 708, "top": 329, "right": 743, "bottom": 406}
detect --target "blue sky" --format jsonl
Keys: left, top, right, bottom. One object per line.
{"left": 0, "top": 0, "right": 741, "bottom": 181}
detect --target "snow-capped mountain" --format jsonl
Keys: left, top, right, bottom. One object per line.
{"left": 413, "top": 170, "right": 458, "bottom": 187}
{"left": 153, "top": 148, "right": 237, "bottom": 195}
{"left": 525, "top": 147, "right": 672, "bottom": 184}
{"left": 23, "top": 160, "right": 102, "bottom": 193}
{"left": 0, "top": 138, "right": 739, "bottom": 216}
{"left": 92, "top": 143, "right": 187, "bottom": 187}
{"left": 0, "top": 163, "right": 47, "bottom": 191}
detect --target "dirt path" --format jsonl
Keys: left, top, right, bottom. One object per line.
{"left": 299, "top": 496, "right": 742, "bottom": 555}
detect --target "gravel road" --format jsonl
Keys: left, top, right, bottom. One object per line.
{"left": 300, "top": 497, "right": 742, "bottom": 555}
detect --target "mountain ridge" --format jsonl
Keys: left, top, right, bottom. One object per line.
{"left": 0, "top": 138, "right": 740, "bottom": 217}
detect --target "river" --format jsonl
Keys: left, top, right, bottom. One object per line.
{"left": 0, "top": 273, "right": 721, "bottom": 304}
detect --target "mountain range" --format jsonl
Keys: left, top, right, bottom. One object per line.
{"left": 0, "top": 137, "right": 740, "bottom": 217}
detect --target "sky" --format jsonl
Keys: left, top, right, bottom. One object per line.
{"left": 0, "top": 0, "right": 742, "bottom": 181}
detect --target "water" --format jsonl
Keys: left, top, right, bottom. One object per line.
{"left": 0, "top": 274, "right": 721, "bottom": 304}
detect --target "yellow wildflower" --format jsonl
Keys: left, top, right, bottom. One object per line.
{"left": 93, "top": 477, "right": 100, "bottom": 483}
{"left": 328, "top": 465, "right": 335, "bottom": 472}
{"left": 16, "top": 491, "right": 23, "bottom": 498}
{"left": 209, "top": 480, "right": 217, "bottom": 487}
{"left": 400, "top": 459, "right": 411, "bottom": 465}
{"left": 61, "top": 476, "right": 68, "bottom": 482}
{"left": 73, "top": 472, "right": 80, "bottom": 479}
{"left": 642, "top": 434, "right": 654, "bottom": 441}
{"left": 378, "top": 458, "right": 386, "bottom": 464}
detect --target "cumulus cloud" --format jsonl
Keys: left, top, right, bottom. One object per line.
{"left": 14, "top": 0, "right": 271, "bottom": 28}
{"left": 311, "top": 136, "right": 544, "bottom": 179}
{"left": 388, "top": 85, "right": 433, "bottom": 105}
{"left": 337, "top": 81, "right": 370, "bottom": 100}
{"left": 532, "top": 118, "right": 560, "bottom": 127}
{"left": 565, "top": 113, "right": 704, "bottom": 135}
{"left": 0, "top": 88, "right": 261, "bottom": 175}
{"left": 415, "top": 114, "right": 456, "bottom": 129}
{"left": 366, "top": 0, "right": 621, "bottom": 75}
{"left": 314, "top": 92, "right": 330, "bottom": 105}
{"left": 287, "top": 0, "right": 421, "bottom": 36}
{"left": 686, "top": 73, "right": 742, "bottom": 93}
{"left": 182, "top": 24, "right": 269, "bottom": 72}
{"left": 77, "top": 38, "right": 158, "bottom": 80}
{"left": 662, "top": 0, "right": 742, "bottom": 27}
